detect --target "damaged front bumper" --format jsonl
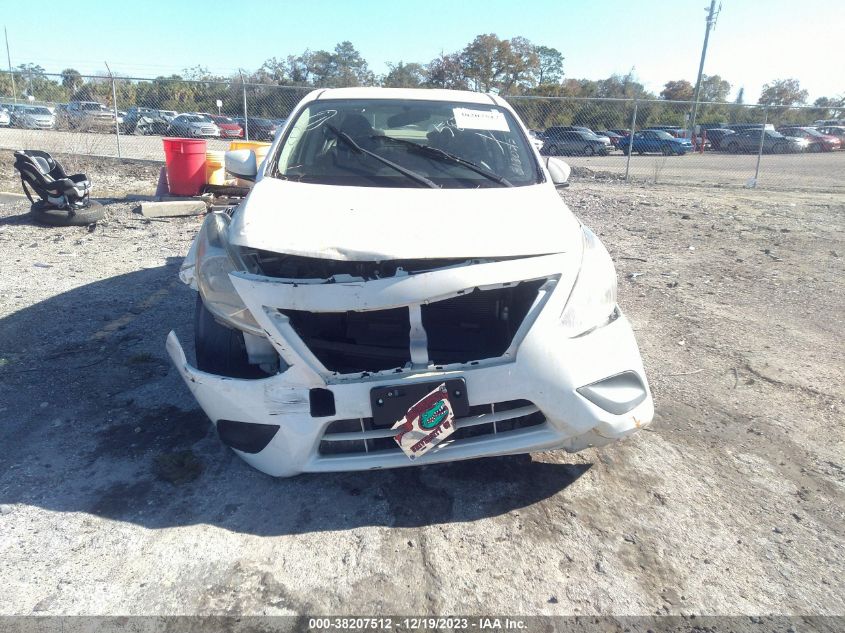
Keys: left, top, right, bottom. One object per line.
{"left": 166, "top": 254, "right": 653, "bottom": 477}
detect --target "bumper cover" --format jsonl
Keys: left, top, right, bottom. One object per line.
{"left": 167, "top": 309, "right": 653, "bottom": 477}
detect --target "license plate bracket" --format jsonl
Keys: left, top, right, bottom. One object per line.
{"left": 370, "top": 379, "right": 468, "bottom": 428}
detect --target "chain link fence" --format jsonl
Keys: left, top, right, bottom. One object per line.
{"left": 0, "top": 72, "right": 842, "bottom": 192}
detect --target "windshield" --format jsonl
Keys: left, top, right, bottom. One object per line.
{"left": 799, "top": 128, "right": 824, "bottom": 137}
{"left": 653, "top": 131, "right": 674, "bottom": 140}
{"left": 213, "top": 116, "right": 234, "bottom": 123}
{"left": 80, "top": 103, "right": 102, "bottom": 111}
{"left": 183, "top": 115, "right": 209, "bottom": 123}
{"left": 28, "top": 107, "right": 51, "bottom": 115}
{"left": 272, "top": 98, "right": 539, "bottom": 188}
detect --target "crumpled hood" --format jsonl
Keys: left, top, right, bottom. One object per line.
{"left": 228, "top": 178, "right": 581, "bottom": 261}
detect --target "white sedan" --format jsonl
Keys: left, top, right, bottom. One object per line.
{"left": 167, "top": 87, "right": 653, "bottom": 477}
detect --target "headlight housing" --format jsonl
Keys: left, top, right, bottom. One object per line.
{"left": 560, "top": 226, "right": 618, "bottom": 337}
{"left": 195, "top": 212, "right": 262, "bottom": 334}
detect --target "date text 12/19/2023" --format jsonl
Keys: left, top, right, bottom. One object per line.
{"left": 307, "top": 616, "right": 528, "bottom": 631}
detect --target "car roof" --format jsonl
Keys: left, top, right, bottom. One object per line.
{"left": 312, "top": 86, "right": 501, "bottom": 106}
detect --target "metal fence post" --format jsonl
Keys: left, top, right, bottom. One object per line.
{"left": 753, "top": 107, "right": 769, "bottom": 186}
{"left": 625, "top": 99, "right": 638, "bottom": 182}
{"left": 240, "top": 71, "right": 249, "bottom": 141}
{"left": 104, "top": 62, "right": 121, "bottom": 158}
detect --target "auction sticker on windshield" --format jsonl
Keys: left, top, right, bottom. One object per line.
{"left": 392, "top": 383, "right": 456, "bottom": 460}
{"left": 453, "top": 107, "right": 510, "bottom": 132}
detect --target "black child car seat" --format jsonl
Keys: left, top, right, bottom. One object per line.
{"left": 14, "top": 149, "right": 91, "bottom": 209}
{"left": 13, "top": 150, "right": 103, "bottom": 225}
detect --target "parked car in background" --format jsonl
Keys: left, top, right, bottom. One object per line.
{"left": 66, "top": 101, "right": 115, "bottom": 130}
{"left": 209, "top": 115, "right": 244, "bottom": 138}
{"left": 724, "top": 123, "right": 775, "bottom": 133}
{"left": 149, "top": 109, "right": 178, "bottom": 123}
{"left": 621, "top": 130, "right": 693, "bottom": 155}
{"left": 594, "top": 130, "right": 624, "bottom": 148}
{"left": 121, "top": 106, "right": 170, "bottom": 135}
{"left": 608, "top": 128, "right": 630, "bottom": 137}
{"left": 700, "top": 128, "right": 734, "bottom": 150}
{"left": 16, "top": 106, "right": 56, "bottom": 130}
{"left": 545, "top": 125, "right": 594, "bottom": 137}
{"left": 246, "top": 117, "right": 278, "bottom": 140}
{"left": 527, "top": 129, "right": 545, "bottom": 151}
{"left": 167, "top": 114, "right": 221, "bottom": 138}
{"left": 270, "top": 118, "right": 287, "bottom": 137}
{"left": 813, "top": 118, "right": 845, "bottom": 127}
{"left": 0, "top": 107, "right": 10, "bottom": 127}
{"left": 543, "top": 130, "right": 611, "bottom": 156}
{"left": 722, "top": 129, "right": 805, "bottom": 153}
{"left": 777, "top": 126, "right": 841, "bottom": 152}
{"left": 643, "top": 126, "right": 685, "bottom": 138}
{"left": 816, "top": 126, "right": 845, "bottom": 147}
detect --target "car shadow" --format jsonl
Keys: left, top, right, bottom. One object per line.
{"left": 0, "top": 263, "right": 590, "bottom": 536}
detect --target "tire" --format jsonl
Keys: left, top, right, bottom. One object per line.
{"left": 30, "top": 200, "right": 104, "bottom": 227}
{"left": 637, "top": 149, "right": 645, "bottom": 156}
{"left": 772, "top": 143, "right": 787, "bottom": 154}
{"left": 727, "top": 142, "right": 740, "bottom": 154}
{"left": 661, "top": 144, "right": 674, "bottom": 156}
{"left": 194, "top": 294, "right": 266, "bottom": 379}
{"left": 809, "top": 143, "right": 822, "bottom": 153}
{"left": 583, "top": 145, "right": 595, "bottom": 156}
{"left": 547, "top": 144, "right": 559, "bottom": 156}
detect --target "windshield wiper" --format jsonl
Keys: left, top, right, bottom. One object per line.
{"left": 372, "top": 135, "right": 512, "bottom": 187}
{"left": 325, "top": 124, "right": 438, "bottom": 189}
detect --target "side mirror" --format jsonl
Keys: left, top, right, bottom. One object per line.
{"left": 544, "top": 156, "right": 571, "bottom": 188}
{"left": 224, "top": 149, "right": 257, "bottom": 181}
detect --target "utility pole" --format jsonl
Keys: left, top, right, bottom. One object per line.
{"left": 4, "top": 26, "right": 16, "bottom": 104}
{"left": 689, "top": 0, "right": 720, "bottom": 142}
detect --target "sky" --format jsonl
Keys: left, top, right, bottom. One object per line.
{"left": 3, "top": 0, "right": 843, "bottom": 102}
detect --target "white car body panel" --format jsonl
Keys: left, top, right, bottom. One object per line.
{"left": 229, "top": 178, "right": 580, "bottom": 261}
{"left": 168, "top": 87, "right": 653, "bottom": 477}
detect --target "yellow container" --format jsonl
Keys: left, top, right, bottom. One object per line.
{"left": 228, "top": 140, "right": 272, "bottom": 167}
{"left": 205, "top": 150, "right": 226, "bottom": 185}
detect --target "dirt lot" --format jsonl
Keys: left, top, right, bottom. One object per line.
{"left": 0, "top": 153, "right": 843, "bottom": 619}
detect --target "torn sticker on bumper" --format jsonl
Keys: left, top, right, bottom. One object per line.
{"left": 392, "top": 383, "right": 456, "bottom": 460}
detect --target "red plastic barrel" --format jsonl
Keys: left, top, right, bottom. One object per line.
{"left": 162, "top": 138, "right": 207, "bottom": 196}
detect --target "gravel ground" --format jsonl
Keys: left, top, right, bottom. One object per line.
{"left": 0, "top": 155, "right": 843, "bottom": 618}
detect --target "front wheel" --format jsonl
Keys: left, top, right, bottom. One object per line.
{"left": 809, "top": 142, "right": 822, "bottom": 153}
{"left": 727, "top": 142, "right": 739, "bottom": 154}
{"left": 194, "top": 295, "right": 267, "bottom": 378}
{"left": 661, "top": 144, "right": 674, "bottom": 156}
{"left": 583, "top": 145, "right": 595, "bottom": 156}
{"left": 772, "top": 143, "right": 787, "bottom": 154}
{"left": 547, "top": 144, "right": 559, "bottom": 156}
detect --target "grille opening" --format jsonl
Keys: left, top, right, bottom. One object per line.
{"left": 248, "top": 252, "right": 481, "bottom": 280}
{"left": 318, "top": 399, "right": 543, "bottom": 456}
{"left": 422, "top": 280, "right": 545, "bottom": 365}
{"left": 282, "top": 308, "right": 411, "bottom": 373}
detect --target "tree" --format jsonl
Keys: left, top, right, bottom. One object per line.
{"left": 60, "top": 68, "right": 82, "bottom": 92}
{"left": 734, "top": 87, "right": 745, "bottom": 104}
{"left": 424, "top": 52, "right": 467, "bottom": 89}
{"left": 758, "top": 78, "right": 808, "bottom": 106}
{"left": 460, "top": 34, "right": 506, "bottom": 92}
{"left": 332, "top": 41, "right": 374, "bottom": 87}
{"left": 811, "top": 96, "right": 845, "bottom": 119}
{"left": 535, "top": 46, "right": 564, "bottom": 85}
{"left": 382, "top": 62, "right": 425, "bottom": 88}
{"left": 699, "top": 74, "right": 731, "bottom": 102}
{"left": 498, "top": 36, "right": 539, "bottom": 94}
{"left": 660, "top": 80, "right": 694, "bottom": 101}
